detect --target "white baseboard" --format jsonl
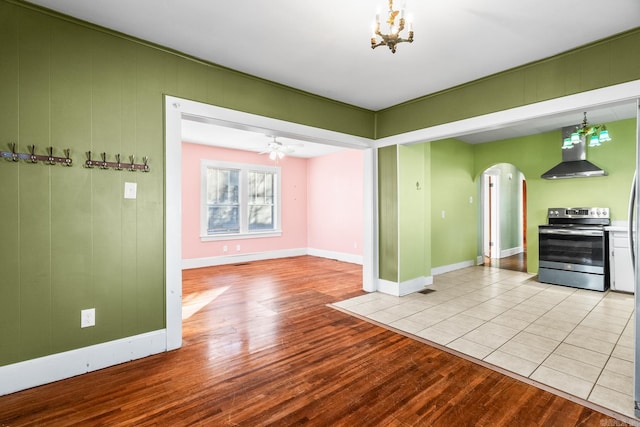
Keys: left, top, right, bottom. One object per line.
{"left": 182, "top": 248, "right": 363, "bottom": 269}
{"left": 500, "top": 246, "right": 523, "bottom": 258}
{"left": 182, "top": 248, "right": 307, "bottom": 269}
{"left": 306, "top": 248, "right": 363, "bottom": 265}
{"left": 431, "top": 260, "right": 475, "bottom": 276}
{"left": 2, "top": 247, "right": 362, "bottom": 396}
{"left": 0, "top": 330, "right": 167, "bottom": 396}
{"left": 477, "top": 256, "right": 484, "bottom": 265}
{"left": 378, "top": 276, "right": 433, "bottom": 296}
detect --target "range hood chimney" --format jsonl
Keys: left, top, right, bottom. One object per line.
{"left": 541, "top": 125, "right": 607, "bottom": 179}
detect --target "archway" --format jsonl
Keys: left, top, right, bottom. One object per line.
{"left": 479, "top": 163, "right": 527, "bottom": 272}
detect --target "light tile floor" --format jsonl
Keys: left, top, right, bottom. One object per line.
{"left": 332, "top": 266, "right": 636, "bottom": 420}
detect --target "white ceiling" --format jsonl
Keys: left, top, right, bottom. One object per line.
{"left": 181, "top": 116, "right": 347, "bottom": 158}
{"left": 26, "top": 0, "right": 640, "bottom": 154}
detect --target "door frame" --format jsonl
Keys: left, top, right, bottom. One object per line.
{"left": 483, "top": 172, "right": 500, "bottom": 258}
{"left": 164, "top": 96, "right": 377, "bottom": 350}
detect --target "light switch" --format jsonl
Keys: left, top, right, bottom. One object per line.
{"left": 124, "top": 182, "right": 137, "bottom": 199}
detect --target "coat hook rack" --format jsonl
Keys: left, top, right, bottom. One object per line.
{"left": 85, "top": 151, "right": 150, "bottom": 172}
{"left": 1, "top": 143, "right": 72, "bottom": 166}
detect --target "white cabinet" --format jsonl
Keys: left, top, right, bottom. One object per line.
{"left": 609, "top": 229, "right": 634, "bottom": 293}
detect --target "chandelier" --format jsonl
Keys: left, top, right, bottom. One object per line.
{"left": 562, "top": 112, "right": 612, "bottom": 149}
{"left": 371, "top": 0, "right": 414, "bottom": 53}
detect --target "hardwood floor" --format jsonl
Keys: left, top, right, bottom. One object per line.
{"left": 0, "top": 256, "right": 627, "bottom": 426}
{"left": 483, "top": 252, "right": 528, "bottom": 272}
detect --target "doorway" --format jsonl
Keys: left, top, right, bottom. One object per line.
{"left": 164, "top": 96, "right": 378, "bottom": 351}
{"left": 480, "top": 163, "right": 527, "bottom": 273}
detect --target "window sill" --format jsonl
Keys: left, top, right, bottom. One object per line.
{"left": 200, "top": 230, "right": 282, "bottom": 242}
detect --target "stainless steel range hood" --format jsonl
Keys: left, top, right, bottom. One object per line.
{"left": 541, "top": 125, "right": 607, "bottom": 179}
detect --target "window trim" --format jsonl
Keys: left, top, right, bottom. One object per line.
{"left": 200, "top": 160, "right": 282, "bottom": 241}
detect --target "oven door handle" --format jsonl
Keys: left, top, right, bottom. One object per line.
{"left": 539, "top": 228, "right": 604, "bottom": 236}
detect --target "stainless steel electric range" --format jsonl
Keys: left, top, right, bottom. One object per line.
{"left": 538, "top": 207, "right": 610, "bottom": 291}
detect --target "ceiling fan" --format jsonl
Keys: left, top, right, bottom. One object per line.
{"left": 259, "top": 136, "right": 302, "bottom": 160}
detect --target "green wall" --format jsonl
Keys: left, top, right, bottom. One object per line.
{"left": 375, "top": 28, "right": 640, "bottom": 138}
{"left": 375, "top": 27, "right": 639, "bottom": 282}
{"left": 378, "top": 143, "right": 431, "bottom": 284}
{"left": 429, "top": 139, "right": 477, "bottom": 268}
{"left": 398, "top": 144, "right": 426, "bottom": 282}
{"left": 422, "top": 144, "right": 433, "bottom": 278}
{"left": 378, "top": 146, "right": 399, "bottom": 281}
{"left": 474, "top": 117, "right": 637, "bottom": 273}
{"left": 381, "top": 118, "right": 635, "bottom": 280}
{"left": 2, "top": 0, "right": 639, "bottom": 369}
{"left": 0, "top": 0, "right": 373, "bottom": 367}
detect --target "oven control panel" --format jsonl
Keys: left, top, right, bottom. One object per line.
{"left": 547, "top": 207, "right": 609, "bottom": 219}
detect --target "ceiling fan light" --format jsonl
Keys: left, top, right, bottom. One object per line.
{"left": 278, "top": 151, "right": 285, "bottom": 159}
{"left": 269, "top": 151, "right": 277, "bottom": 160}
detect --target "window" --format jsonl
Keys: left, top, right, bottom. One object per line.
{"left": 205, "top": 167, "right": 240, "bottom": 234}
{"left": 247, "top": 171, "right": 275, "bottom": 231}
{"left": 201, "top": 160, "right": 281, "bottom": 240}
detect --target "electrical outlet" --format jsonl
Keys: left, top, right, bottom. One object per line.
{"left": 223, "top": 245, "right": 228, "bottom": 252}
{"left": 236, "top": 244, "right": 241, "bottom": 251}
{"left": 81, "top": 308, "right": 95, "bottom": 328}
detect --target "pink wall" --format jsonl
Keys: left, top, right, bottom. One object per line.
{"left": 307, "top": 150, "right": 363, "bottom": 255}
{"left": 182, "top": 142, "right": 363, "bottom": 262}
{"left": 182, "top": 142, "right": 308, "bottom": 260}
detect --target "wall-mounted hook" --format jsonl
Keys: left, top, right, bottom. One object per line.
{"left": 9, "top": 143, "right": 18, "bottom": 162}
{"left": 27, "top": 145, "right": 38, "bottom": 163}
{"left": 80, "top": 151, "right": 149, "bottom": 172}
{"left": 46, "top": 147, "right": 55, "bottom": 165}
{"left": 63, "top": 149, "right": 72, "bottom": 166}
{"left": 100, "top": 152, "right": 108, "bottom": 169}
{"left": 1, "top": 143, "right": 74, "bottom": 166}
{"left": 85, "top": 151, "right": 94, "bottom": 168}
